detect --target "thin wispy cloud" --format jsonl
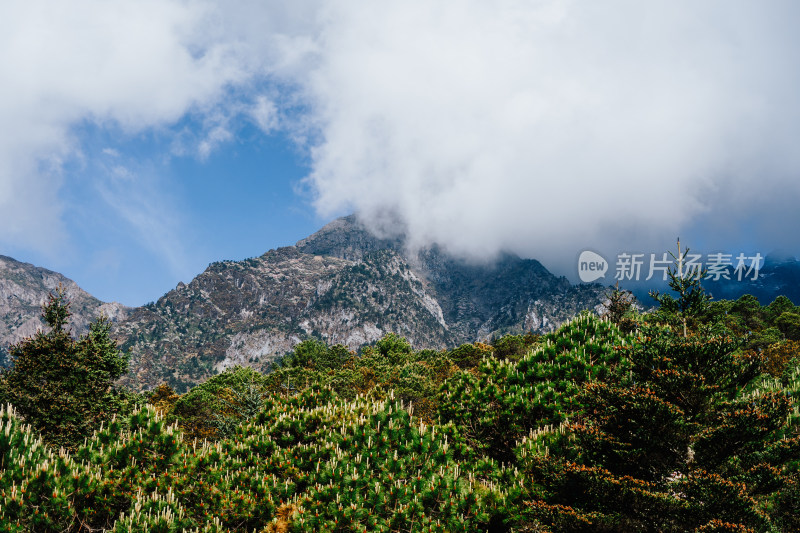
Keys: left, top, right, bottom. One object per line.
{"left": 96, "top": 164, "right": 191, "bottom": 279}
{"left": 0, "top": 0, "right": 252, "bottom": 253}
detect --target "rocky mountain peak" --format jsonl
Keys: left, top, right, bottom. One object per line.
{"left": 1, "top": 216, "right": 607, "bottom": 391}
{"left": 109, "top": 215, "right": 607, "bottom": 391}
{"left": 295, "top": 214, "right": 402, "bottom": 260}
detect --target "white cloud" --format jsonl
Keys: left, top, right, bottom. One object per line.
{"left": 2, "top": 0, "right": 799, "bottom": 273}
{"left": 0, "top": 151, "right": 66, "bottom": 253}
{"left": 0, "top": 0, "right": 252, "bottom": 253}
{"left": 291, "top": 1, "right": 800, "bottom": 269}
{"left": 197, "top": 122, "right": 234, "bottom": 161}
{"left": 252, "top": 96, "right": 280, "bottom": 134}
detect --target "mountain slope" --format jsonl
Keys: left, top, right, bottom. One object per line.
{"left": 704, "top": 253, "right": 800, "bottom": 303}
{"left": 116, "top": 216, "right": 607, "bottom": 391}
{"left": 0, "top": 255, "right": 130, "bottom": 366}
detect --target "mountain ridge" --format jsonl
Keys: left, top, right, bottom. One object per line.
{"left": 113, "top": 216, "right": 608, "bottom": 391}
{"left": 0, "top": 255, "right": 130, "bottom": 366}
{"left": 1, "top": 216, "right": 609, "bottom": 391}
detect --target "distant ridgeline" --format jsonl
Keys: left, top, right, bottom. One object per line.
{"left": 619, "top": 252, "right": 800, "bottom": 307}
{"left": 705, "top": 252, "right": 800, "bottom": 303}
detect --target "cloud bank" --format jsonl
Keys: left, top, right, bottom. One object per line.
{"left": 2, "top": 0, "right": 800, "bottom": 278}
{"left": 298, "top": 1, "right": 800, "bottom": 269}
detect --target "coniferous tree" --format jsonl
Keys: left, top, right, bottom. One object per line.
{"left": 650, "top": 240, "right": 711, "bottom": 336}
{"left": 0, "top": 287, "right": 129, "bottom": 449}
{"left": 601, "top": 282, "right": 637, "bottom": 332}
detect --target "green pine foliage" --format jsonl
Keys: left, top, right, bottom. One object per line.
{"left": 171, "top": 365, "right": 270, "bottom": 440}
{"left": 505, "top": 324, "right": 799, "bottom": 532}
{"left": 649, "top": 243, "right": 712, "bottom": 333}
{"left": 438, "top": 313, "right": 630, "bottom": 463}
{"left": 1, "top": 286, "right": 800, "bottom": 531}
{"left": 0, "top": 392, "right": 505, "bottom": 532}
{"left": 0, "top": 288, "right": 132, "bottom": 450}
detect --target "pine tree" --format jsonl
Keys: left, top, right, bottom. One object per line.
{"left": 601, "top": 281, "right": 637, "bottom": 332}
{"left": 0, "top": 286, "right": 130, "bottom": 449}
{"left": 650, "top": 239, "right": 711, "bottom": 336}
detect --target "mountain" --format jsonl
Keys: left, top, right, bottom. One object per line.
{"left": 0, "top": 255, "right": 130, "bottom": 367}
{"left": 703, "top": 253, "right": 800, "bottom": 304}
{"left": 7, "top": 219, "right": 797, "bottom": 394}
{"left": 115, "top": 216, "right": 607, "bottom": 391}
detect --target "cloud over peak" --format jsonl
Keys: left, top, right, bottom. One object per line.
{"left": 300, "top": 1, "right": 800, "bottom": 266}
{"left": 2, "top": 0, "right": 799, "bottom": 275}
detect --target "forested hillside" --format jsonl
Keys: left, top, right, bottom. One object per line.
{"left": 1, "top": 279, "right": 799, "bottom": 531}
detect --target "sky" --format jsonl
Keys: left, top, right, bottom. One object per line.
{"left": 1, "top": 1, "right": 799, "bottom": 306}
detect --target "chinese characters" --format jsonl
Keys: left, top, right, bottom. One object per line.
{"left": 614, "top": 252, "right": 763, "bottom": 282}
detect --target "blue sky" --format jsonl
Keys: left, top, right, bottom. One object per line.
{"left": 2, "top": 1, "right": 799, "bottom": 306}
{"left": 57, "top": 120, "right": 325, "bottom": 305}
{"left": 4, "top": 115, "right": 333, "bottom": 305}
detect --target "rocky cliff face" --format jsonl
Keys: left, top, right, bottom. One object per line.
{"left": 115, "top": 216, "right": 607, "bottom": 391}
{"left": 0, "top": 255, "right": 130, "bottom": 366}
